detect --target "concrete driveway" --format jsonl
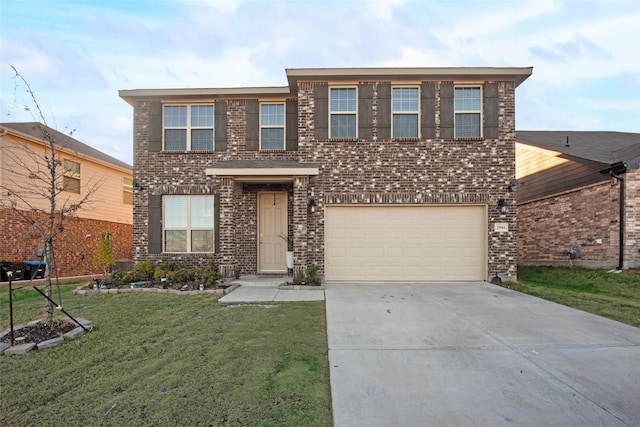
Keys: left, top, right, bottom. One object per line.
{"left": 325, "top": 282, "right": 640, "bottom": 427}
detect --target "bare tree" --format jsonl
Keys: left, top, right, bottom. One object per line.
{"left": 1, "top": 65, "right": 104, "bottom": 322}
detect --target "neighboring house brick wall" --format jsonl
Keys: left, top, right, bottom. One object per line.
{"left": 517, "top": 181, "right": 621, "bottom": 268}
{"left": 0, "top": 208, "right": 132, "bottom": 278}
{"left": 624, "top": 169, "right": 640, "bottom": 268}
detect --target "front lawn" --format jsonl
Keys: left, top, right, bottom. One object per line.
{"left": 512, "top": 266, "right": 640, "bottom": 328}
{"left": 0, "top": 285, "right": 332, "bottom": 426}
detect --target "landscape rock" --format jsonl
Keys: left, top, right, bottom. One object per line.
{"left": 4, "top": 343, "right": 37, "bottom": 355}
{"left": 37, "top": 337, "right": 64, "bottom": 349}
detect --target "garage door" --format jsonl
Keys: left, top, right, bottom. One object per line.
{"left": 325, "top": 205, "right": 486, "bottom": 281}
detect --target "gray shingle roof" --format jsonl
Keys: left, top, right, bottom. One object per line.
{"left": 1, "top": 122, "right": 131, "bottom": 170}
{"left": 516, "top": 130, "right": 640, "bottom": 167}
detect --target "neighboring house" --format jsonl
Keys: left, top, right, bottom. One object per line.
{"left": 516, "top": 131, "right": 640, "bottom": 269}
{"left": 119, "top": 67, "right": 532, "bottom": 283}
{"left": 0, "top": 122, "right": 133, "bottom": 278}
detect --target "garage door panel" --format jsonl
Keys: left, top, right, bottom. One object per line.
{"left": 325, "top": 206, "right": 486, "bottom": 281}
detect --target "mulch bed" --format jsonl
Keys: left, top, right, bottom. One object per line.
{"left": 1, "top": 319, "right": 76, "bottom": 345}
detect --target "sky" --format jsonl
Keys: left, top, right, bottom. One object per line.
{"left": 1, "top": 0, "right": 639, "bottom": 165}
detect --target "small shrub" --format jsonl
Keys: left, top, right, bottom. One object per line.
{"left": 110, "top": 270, "right": 127, "bottom": 286}
{"left": 305, "top": 264, "right": 321, "bottom": 286}
{"left": 153, "top": 269, "right": 167, "bottom": 281}
{"left": 197, "top": 261, "right": 223, "bottom": 287}
{"left": 124, "top": 270, "right": 145, "bottom": 283}
{"left": 136, "top": 261, "right": 156, "bottom": 280}
{"left": 292, "top": 270, "right": 305, "bottom": 285}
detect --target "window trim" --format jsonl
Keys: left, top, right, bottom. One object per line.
{"left": 162, "top": 195, "right": 215, "bottom": 253}
{"left": 259, "top": 102, "right": 286, "bottom": 150}
{"left": 62, "top": 159, "right": 80, "bottom": 194}
{"left": 391, "top": 86, "right": 420, "bottom": 139}
{"left": 454, "top": 85, "right": 483, "bottom": 139}
{"left": 162, "top": 103, "right": 215, "bottom": 151}
{"left": 329, "top": 86, "right": 358, "bottom": 139}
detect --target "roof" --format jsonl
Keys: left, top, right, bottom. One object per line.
{"left": 516, "top": 130, "right": 640, "bottom": 169}
{"left": 120, "top": 66, "right": 533, "bottom": 105}
{"left": 0, "top": 122, "right": 132, "bottom": 171}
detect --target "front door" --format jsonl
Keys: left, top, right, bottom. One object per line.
{"left": 258, "top": 192, "right": 288, "bottom": 273}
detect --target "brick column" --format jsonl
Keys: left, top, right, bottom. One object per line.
{"left": 219, "top": 177, "right": 237, "bottom": 278}
{"left": 293, "top": 176, "right": 309, "bottom": 275}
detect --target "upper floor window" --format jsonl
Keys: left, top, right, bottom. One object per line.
{"left": 123, "top": 177, "right": 133, "bottom": 205}
{"left": 392, "top": 87, "right": 419, "bottom": 138}
{"left": 454, "top": 87, "right": 481, "bottom": 138}
{"left": 330, "top": 87, "right": 357, "bottom": 138}
{"left": 163, "top": 195, "right": 215, "bottom": 253}
{"left": 63, "top": 159, "right": 80, "bottom": 194}
{"left": 260, "top": 103, "right": 285, "bottom": 150}
{"left": 164, "top": 104, "right": 214, "bottom": 150}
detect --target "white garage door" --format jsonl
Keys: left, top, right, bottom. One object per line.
{"left": 325, "top": 205, "right": 486, "bottom": 281}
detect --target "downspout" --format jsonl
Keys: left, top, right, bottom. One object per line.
{"left": 610, "top": 171, "right": 625, "bottom": 270}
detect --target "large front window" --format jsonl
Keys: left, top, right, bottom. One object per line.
{"left": 260, "top": 103, "right": 285, "bottom": 150}
{"left": 163, "top": 195, "right": 215, "bottom": 252}
{"left": 392, "top": 87, "right": 419, "bottom": 138}
{"left": 330, "top": 87, "right": 357, "bottom": 138}
{"left": 454, "top": 87, "right": 481, "bottom": 138}
{"left": 164, "top": 105, "right": 214, "bottom": 150}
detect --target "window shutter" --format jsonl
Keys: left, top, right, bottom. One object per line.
{"left": 314, "top": 84, "right": 328, "bottom": 140}
{"left": 246, "top": 100, "right": 259, "bottom": 151}
{"left": 358, "top": 83, "right": 373, "bottom": 140}
{"left": 483, "top": 83, "right": 499, "bottom": 139}
{"left": 421, "top": 82, "right": 436, "bottom": 139}
{"left": 148, "top": 102, "right": 162, "bottom": 152}
{"left": 148, "top": 195, "right": 162, "bottom": 254}
{"left": 214, "top": 194, "right": 220, "bottom": 253}
{"left": 377, "top": 83, "right": 391, "bottom": 140}
{"left": 215, "top": 101, "right": 227, "bottom": 151}
{"left": 286, "top": 100, "right": 298, "bottom": 151}
{"left": 440, "top": 83, "right": 454, "bottom": 139}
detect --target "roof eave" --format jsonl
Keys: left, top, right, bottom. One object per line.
{"left": 119, "top": 86, "right": 292, "bottom": 105}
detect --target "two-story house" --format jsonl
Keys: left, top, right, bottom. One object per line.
{"left": 119, "top": 67, "right": 532, "bottom": 283}
{"left": 0, "top": 122, "right": 133, "bottom": 279}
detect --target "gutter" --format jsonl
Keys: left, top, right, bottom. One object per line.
{"left": 600, "top": 161, "right": 631, "bottom": 270}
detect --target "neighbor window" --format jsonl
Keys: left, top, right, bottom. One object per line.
{"left": 163, "top": 104, "right": 214, "bottom": 150}
{"left": 163, "top": 195, "right": 215, "bottom": 253}
{"left": 123, "top": 177, "right": 133, "bottom": 205}
{"left": 329, "top": 87, "right": 357, "bottom": 138}
{"left": 62, "top": 159, "right": 80, "bottom": 194}
{"left": 454, "top": 87, "right": 481, "bottom": 138}
{"left": 260, "top": 103, "right": 285, "bottom": 150}
{"left": 392, "top": 87, "right": 419, "bottom": 138}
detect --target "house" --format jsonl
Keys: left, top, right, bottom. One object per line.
{"left": 0, "top": 122, "right": 133, "bottom": 278}
{"left": 119, "top": 67, "right": 532, "bottom": 283}
{"left": 516, "top": 131, "right": 640, "bottom": 269}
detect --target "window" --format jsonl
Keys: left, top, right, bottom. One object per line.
{"left": 123, "top": 177, "right": 133, "bottom": 205}
{"left": 163, "top": 104, "right": 214, "bottom": 150}
{"left": 260, "top": 103, "right": 285, "bottom": 150}
{"left": 392, "top": 87, "right": 419, "bottom": 138}
{"left": 163, "top": 195, "right": 215, "bottom": 253}
{"left": 330, "top": 87, "right": 357, "bottom": 138}
{"left": 63, "top": 159, "right": 80, "bottom": 194}
{"left": 454, "top": 87, "right": 481, "bottom": 138}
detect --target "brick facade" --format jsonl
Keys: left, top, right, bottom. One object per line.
{"left": 124, "top": 68, "right": 530, "bottom": 282}
{"left": 0, "top": 208, "right": 132, "bottom": 278}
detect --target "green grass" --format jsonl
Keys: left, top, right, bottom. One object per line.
{"left": 0, "top": 286, "right": 332, "bottom": 426}
{"left": 510, "top": 266, "right": 640, "bottom": 328}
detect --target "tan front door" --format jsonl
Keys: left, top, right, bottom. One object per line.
{"left": 258, "top": 192, "right": 288, "bottom": 273}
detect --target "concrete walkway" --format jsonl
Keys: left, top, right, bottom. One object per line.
{"left": 218, "top": 275, "right": 325, "bottom": 302}
{"left": 325, "top": 282, "right": 640, "bottom": 427}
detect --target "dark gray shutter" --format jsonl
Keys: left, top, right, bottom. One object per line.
{"left": 314, "top": 84, "right": 328, "bottom": 140}
{"left": 215, "top": 101, "right": 227, "bottom": 151}
{"left": 214, "top": 194, "right": 220, "bottom": 253}
{"left": 358, "top": 83, "right": 373, "bottom": 140}
{"left": 483, "top": 83, "right": 499, "bottom": 139}
{"left": 421, "top": 83, "right": 436, "bottom": 139}
{"left": 148, "top": 195, "right": 162, "bottom": 254}
{"left": 246, "top": 100, "right": 259, "bottom": 150}
{"left": 377, "top": 83, "right": 391, "bottom": 140}
{"left": 148, "top": 102, "right": 162, "bottom": 152}
{"left": 440, "top": 83, "right": 454, "bottom": 139}
{"left": 286, "top": 100, "right": 298, "bottom": 151}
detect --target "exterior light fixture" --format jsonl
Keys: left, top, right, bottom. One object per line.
{"left": 507, "top": 179, "right": 517, "bottom": 192}
{"left": 308, "top": 198, "right": 316, "bottom": 213}
{"left": 498, "top": 199, "right": 507, "bottom": 213}
{"left": 133, "top": 178, "right": 144, "bottom": 190}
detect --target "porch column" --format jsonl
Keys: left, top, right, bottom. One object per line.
{"left": 218, "top": 176, "right": 237, "bottom": 278}
{"left": 293, "top": 176, "right": 309, "bottom": 275}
